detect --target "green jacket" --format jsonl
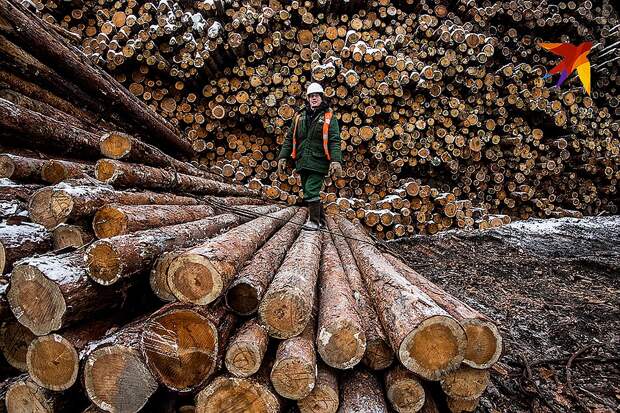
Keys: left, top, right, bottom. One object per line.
{"left": 278, "top": 104, "right": 342, "bottom": 175}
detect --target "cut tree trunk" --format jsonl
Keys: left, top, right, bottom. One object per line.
{"left": 28, "top": 182, "right": 199, "bottom": 229}
{"left": 225, "top": 208, "right": 307, "bottom": 315}
{"left": 92, "top": 203, "right": 217, "bottom": 239}
{"left": 41, "top": 159, "right": 94, "bottom": 184}
{"left": 0, "top": 179, "right": 42, "bottom": 202}
{"left": 384, "top": 254, "right": 502, "bottom": 369}
{"left": 317, "top": 233, "right": 365, "bottom": 370}
{"left": 337, "top": 368, "right": 388, "bottom": 413}
{"left": 446, "top": 396, "right": 480, "bottom": 413}
{"left": 0, "top": 220, "right": 51, "bottom": 274}
{"left": 258, "top": 229, "right": 322, "bottom": 339}
{"left": 86, "top": 205, "right": 279, "bottom": 286}
{"left": 385, "top": 365, "right": 426, "bottom": 413}
{"left": 0, "top": 153, "right": 45, "bottom": 182}
{"left": 0, "top": 320, "right": 35, "bottom": 372}
{"left": 149, "top": 250, "right": 183, "bottom": 302}
{"left": 327, "top": 217, "right": 394, "bottom": 370}
{"left": 270, "top": 319, "right": 317, "bottom": 400}
{"left": 4, "top": 376, "right": 87, "bottom": 412}
{"left": 140, "top": 302, "right": 235, "bottom": 392}
{"left": 440, "top": 365, "right": 489, "bottom": 400}
{"left": 195, "top": 372, "right": 281, "bottom": 413}
{"left": 297, "top": 364, "right": 339, "bottom": 413}
{"left": 336, "top": 216, "right": 466, "bottom": 381}
{"left": 167, "top": 207, "right": 295, "bottom": 305}
{"left": 52, "top": 224, "right": 92, "bottom": 250}
{"left": 224, "top": 318, "right": 269, "bottom": 378}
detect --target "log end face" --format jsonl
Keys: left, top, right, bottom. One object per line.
{"left": 0, "top": 242, "right": 5, "bottom": 274}
{"left": 0, "top": 320, "right": 36, "bottom": 371}
{"left": 297, "top": 383, "right": 339, "bottom": 413}
{"left": 85, "top": 241, "right": 122, "bottom": 285}
{"left": 7, "top": 265, "right": 66, "bottom": 336}
{"left": 84, "top": 345, "right": 158, "bottom": 413}
{"left": 440, "top": 366, "right": 490, "bottom": 400}
{"left": 92, "top": 205, "right": 127, "bottom": 238}
{"left": 196, "top": 376, "right": 280, "bottom": 413}
{"left": 94, "top": 159, "right": 118, "bottom": 183}
{"left": 259, "top": 291, "right": 308, "bottom": 339}
{"left": 167, "top": 256, "right": 224, "bottom": 305}
{"left": 386, "top": 378, "right": 425, "bottom": 413}
{"left": 29, "top": 188, "right": 73, "bottom": 229}
{"left": 0, "top": 154, "right": 15, "bottom": 179}
{"left": 41, "top": 161, "right": 67, "bottom": 184}
{"left": 225, "top": 341, "right": 262, "bottom": 378}
{"left": 100, "top": 132, "right": 132, "bottom": 159}
{"left": 27, "top": 334, "right": 79, "bottom": 391}
{"left": 317, "top": 322, "right": 366, "bottom": 369}
{"left": 225, "top": 281, "right": 259, "bottom": 315}
{"left": 5, "top": 379, "right": 53, "bottom": 413}
{"left": 141, "top": 308, "right": 218, "bottom": 392}
{"left": 363, "top": 339, "right": 395, "bottom": 371}
{"left": 399, "top": 315, "right": 466, "bottom": 381}
{"left": 462, "top": 320, "right": 502, "bottom": 369}
{"left": 271, "top": 358, "right": 317, "bottom": 400}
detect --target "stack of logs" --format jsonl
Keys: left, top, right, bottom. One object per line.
{"left": 23, "top": 0, "right": 620, "bottom": 239}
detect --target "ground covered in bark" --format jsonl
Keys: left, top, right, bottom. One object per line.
{"left": 386, "top": 215, "right": 620, "bottom": 413}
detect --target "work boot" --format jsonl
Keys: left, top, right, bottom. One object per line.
{"left": 304, "top": 201, "right": 321, "bottom": 231}
{"left": 319, "top": 204, "right": 326, "bottom": 228}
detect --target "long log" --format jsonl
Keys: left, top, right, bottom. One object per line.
{"left": 384, "top": 254, "right": 502, "bottom": 369}
{"left": 195, "top": 372, "right": 281, "bottom": 413}
{"left": 258, "top": 229, "right": 322, "bottom": 339}
{"left": 140, "top": 302, "right": 235, "bottom": 392}
{"left": 327, "top": 217, "right": 394, "bottom": 370}
{"left": 92, "top": 203, "right": 217, "bottom": 239}
{"left": 337, "top": 368, "right": 388, "bottom": 413}
{"left": 28, "top": 182, "right": 200, "bottom": 229}
{"left": 0, "top": 320, "right": 35, "bottom": 372}
{"left": 225, "top": 208, "right": 307, "bottom": 315}
{"left": 41, "top": 159, "right": 94, "bottom": 184}
{"left": 95, "top": 159, "right": 258, "bottom": 197}
{"left": 0, "top": 154, "right": 45, "bottom": 182}
{"left": 0, "top": 178, "right": 41, "bottom": 203}
{"left": 0, "top": 220, "right": 51, "bottom": 274}
{"left": 224, "top": 318, "right": 269, "bottom": 378}
{"left": 167, "top": 207, "right": 295, "bottom": 304}
{"left": 336, "top": 216, "right": 466, "bottom": 380}
{"left": 317, "top": 234, "right": 365, "bottom": 370}
{"left": 297, "top": 364, "right": 339, "bottom": 413}
{"left": 86, "top": 205, "right": 279, "bottom": 286}
{"left": 385, "top": 365, "right": 426, "bottom": 413}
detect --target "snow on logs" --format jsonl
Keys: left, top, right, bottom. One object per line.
{"left": 0, "top": 220, "right": 51, "bottom": 275}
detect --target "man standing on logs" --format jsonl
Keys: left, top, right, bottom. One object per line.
{"left": 277, "top": 83, "right": 343, "bottom": 230}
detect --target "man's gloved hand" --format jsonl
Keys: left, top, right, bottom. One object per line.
{"left": 328, "top": 161, "right": 343, "bottom": 178}
{"left": 277, "top": 158, "right": 288, "bottom": 175}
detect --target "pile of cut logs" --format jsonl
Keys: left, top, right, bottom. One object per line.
{"left": 22, "top": 0, "right": 620, "bottom": 239}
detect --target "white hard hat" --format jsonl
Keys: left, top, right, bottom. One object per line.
{"left": 306, "top": 82, "right": 324, "bottom": 96}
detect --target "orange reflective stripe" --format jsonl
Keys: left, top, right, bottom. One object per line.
{"left": 322, "top": 111, "right": 332, "bottom": 161}
{"left": 290, "top": 114, "right": 301, "bottom": 160}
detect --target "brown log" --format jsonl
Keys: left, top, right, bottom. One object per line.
{"left": 327, "top": 217, "right": 394, "bottom": 370}
{"left": 258, "top": 229, "right": 322, "bottom": 339}
{"left": 195, "top": 372, "right": 281, "bottom": 413}
{"left": 41, "top": 159, "right": 94, "bottom": 184}
{"left": 52, "top": 224, "right": 92, "bottom": 250}
{"left": 297, "top": 364, "right": 339, "bottom": 413}
{"left": 0, "top": 321, "right": 35, "bottom": 372}
{"left": 336, "top": 216, "right": 466, "bottom": 380}
{"left": 85, "top": 205, "right": 279, "bottom": 286}
{"left": 225, "top": 208, "right": 307, "bottom": 315}
{"left": 4, "top": 376, "right": 87, "bottom": 412}
{"left": 92, "top": 203, "right": 217, "bottom": 239}
{"left": 440, "top": 365, "right": 489, "bottom": 400}
{"left": 0, "top": 220, "right": 51, "bottom": 275}
{"left": 385, "top": 365, "right": 426, "bottom": 413}
{"left": 140, "top": 302, "right": 235, "bottom": 392}
{"left": 28, "top": 182, "right": 200, "bottom": 229}
{"left": 337, "top": 368, "right": 388, "bottom": 413}
{"left": 316, "top": 234, "right": 365, "bottom": 369}
{"left": 0, "top": 179, "right": 41, "bottom": 203}
{"left": 384, "top": 254, "right": 502, "bottom": 369}
{"left": 270, "top": 318, "right": 317, "bottom": 400}
{"left": 419, "top": 389, "right": 440, "bottom": 413}
{"left": 224, "top": 318, "right": 269, "bottom": 378}
{"left": 95, "top": 159, "right": 258, "bottom": 197}
{"left": 149, "top": 250, "right": 182, "bottom": 302}
{"left": 446, "top": 396, "right": 480, "bottom": 413}
{"left": 167, "top": 207, "right": 296, "bottom": 304}
{"left": 0, "top": 154, "right": 45, "bottom": 182}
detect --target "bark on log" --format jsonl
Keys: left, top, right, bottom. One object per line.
{"left": 0, "top": 220, "right": 51, "bottom": 275}
{"left": 140, "top": 302, "right": 235, "bottom": 392}
{"left": 440, "top": 365, "right": 489, "bottom": 400}
{"left": 95, "top": 159, "right": 258, "bottom": 197}
{"left": 0, "top": 179, "right": 41, "bottom": 203}
{"left": 336, "top": 216, "right": 466, "bottom": 380}
{"left": 224, "top": 318, "right": 269, "bottom": 378}
{"left": 4, "top": 376, "right": 87, "bottom": 412}
{"left": 385, "top": 365, "right": 426, "bottom": 413}
{"left": 195, "top": 372, "right": 281, "bottom": 413}
{"left": 28, "top": 182, "right": 199, "bottom": 229}
{"left": 41, "top": 159, "right": 94, "bottom": 184}
{"left": 204, "top": 195, "right": 268, "bottom": 207}
{"left": 384, "top": 254, "right": 502, "bottom": 369}
{"left": 52, "top": 224, "right": 92, "bottom": 250}
{"left": 92, "top": 204, "right": 217, "bottom": 239}
{"left": 0, "top": 154, "right": 45, "bottom": 183}
{"left": 167, "top": 207, "right": 295, "bottom": 304}
{"left": 297, "top": 364, "right": 339, "bottom": 413}
{"left": 258, "top": 229, "right": 322, "bottom": 339}
{"left": 86, "top": 205, "right": 279, "bottom": 286}
{"left": 270, "top": 318, "right": 317, "bottom": 400}
{"left": 317, "top": 234, "right": 365, "bottom": 370}
{"left": 149, "top": 250, "right": 182, "bottom": 302}
{"left": 0, "top": 320, "right": 35, "bottom": 371}
{"left": 327, "top": 217, "right": 393, "bottom": 370}
{"left": 225, "top": 208, "right": 307, "bottom": 315}
{"left": 337, "top": 368, "right": 388, "bottom": 413}
{"left": 0, "top": 278, "right": 8, "bottom": 321}
{"left": 7, "top": 251, "right": 130, "bottom": 335}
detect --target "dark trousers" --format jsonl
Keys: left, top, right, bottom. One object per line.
{"left": 299, "top": 170, "right": 325, "bottom": 202}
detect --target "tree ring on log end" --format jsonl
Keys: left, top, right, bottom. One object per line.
{"left": 271, "top": 357, "right": 316, "bottom": 400}
{"left": 225, "top": 281, "right": 259, "bottom": 315}
{"left": 0, "top": 154, "right": 16, "bottom": 178}
{"left": 297, "top": 380, "right": 339, "bottom": 413}
{"left": 41, "top": 161, "right": 68, "bottom": 184}
{"left": 7, "top": 265, "right": 66, "bottom": 335}
{"left": 259, "top": 290, "right": 308, "bottom": 339}
{"left": 167, "top": 256, "right": 227, "bottom": 305}
{"left": 85, "top": 241, "right": 122, "bottom": 285}
{"left": 386, "top": 375, "right": 425, "bottom": 413}
{"left": 140, "top": 308, "right": 218, "bottom": 392}
{"left": 399, "top": 315, "right": 466, "bottom": 381}
{"left": 92, "top": 205, "right": 128, "bottom": 238}
{"left": 317, "top": 320, "right": 365, "bottom": 369}
{"left": 196, "top": 376, "right": 280, "bottom": 413}
{"left": 462, "top": 319, "right": 502, "bottom": 369}
{"left": 95, "top": 159, "right": 119, "bottom": 183}
{"left": 440, "top": 366, "right": 490, "bottom": 400}
{"left": 363, "top": 339, "right": 394, "bottom": 370}
{"left": 84, "top": 345, "right": 158, "bottom": 413}
{"left": 5, "top": 379, "right": 54, "bottom": 413}
{"left": 28, "top": 188, "right": 74, "bottom": 229}
{"left": 0, "top": 320, "right": 36, "bottom": 371}
{"left": 225, "top": 340, "right": 262, "bottom": 377}
{"left": 27, "top": 334, "right": 79, "bottom": 391}
{"left": 100, "top": 132, "right": 132, "bottom": 159}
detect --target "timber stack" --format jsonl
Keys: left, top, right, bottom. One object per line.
{"left": 16, "top": 0, "right": 618, "bottom": 240}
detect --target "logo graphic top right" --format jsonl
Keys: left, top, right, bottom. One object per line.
{"left": 538, "top": 42, "right": 593, "bottom": 95}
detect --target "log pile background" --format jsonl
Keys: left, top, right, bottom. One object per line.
{"left": 19, "top": 0, "right": 620, "bottom": 239}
